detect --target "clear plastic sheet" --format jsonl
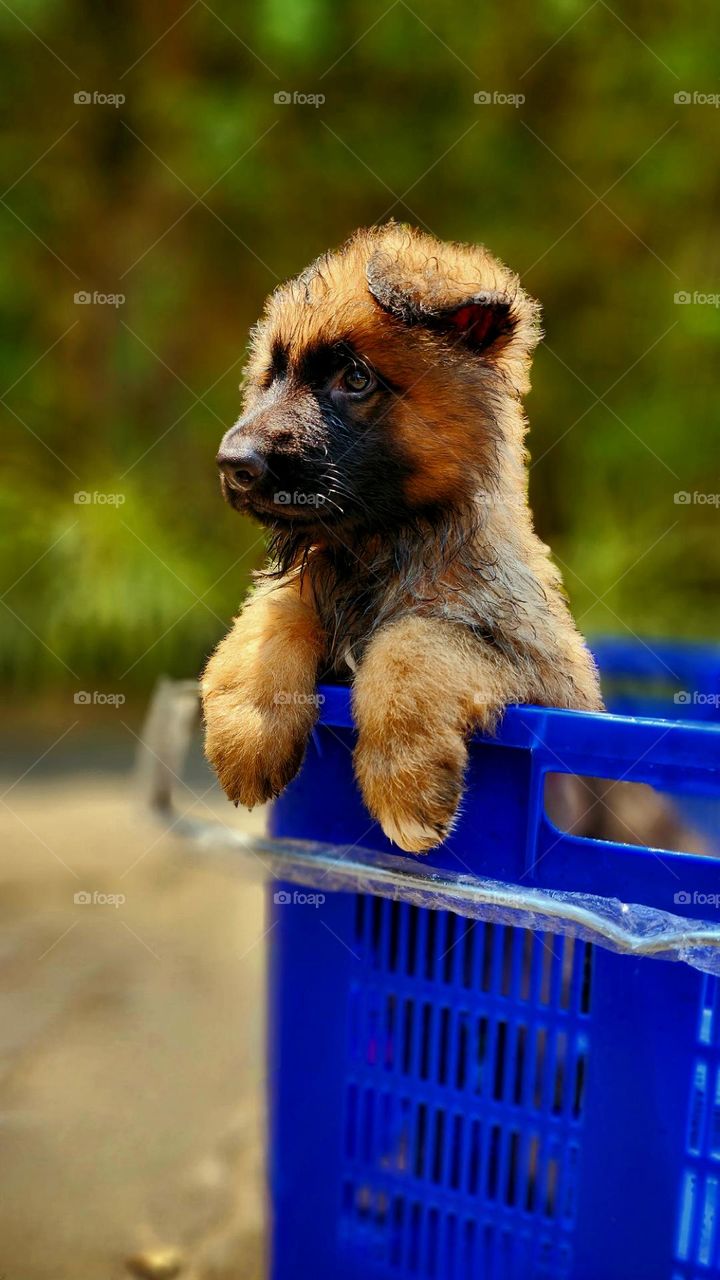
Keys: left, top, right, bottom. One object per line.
{"left": 168, "top": 812, "right": 720, "bottom": 975}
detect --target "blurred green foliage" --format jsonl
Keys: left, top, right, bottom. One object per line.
{"left": 1, "top": 0, "right": 718, "bottom": 695}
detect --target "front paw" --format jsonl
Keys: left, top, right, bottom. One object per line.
{"left": 354, "top": 731, "right": 468, "bottom": 854}
{"left": 203, "top": 690, "right": 315, "bottom": 807}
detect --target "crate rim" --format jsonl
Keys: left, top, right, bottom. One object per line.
{"left": 315, "top": 684, "right": 720, "bottom": 791}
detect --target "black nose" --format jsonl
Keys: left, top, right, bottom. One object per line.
{"left": 217, "top": 446, "right": 267, "bottom": 490}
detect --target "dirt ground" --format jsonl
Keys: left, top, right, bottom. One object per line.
{"left": 0, "top": 740, "right": 268, "bottom": 1279}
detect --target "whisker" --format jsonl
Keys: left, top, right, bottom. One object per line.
{"left": 322, "top": 495, "right": 345, "bottom": 516}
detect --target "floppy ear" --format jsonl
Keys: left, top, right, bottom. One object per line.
{"left": 366, "top": 254, "right": 515, "bottom": 355}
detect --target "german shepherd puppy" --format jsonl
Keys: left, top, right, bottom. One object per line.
{"left": 202, "top": 224, "right": 602, "bottom": 852}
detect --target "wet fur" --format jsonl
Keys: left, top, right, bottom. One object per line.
{"left": 202, "top": 224, "right": 602, "bottom": 852}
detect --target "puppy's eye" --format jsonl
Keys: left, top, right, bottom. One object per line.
{"left": 342, "top": 364, "right": 375, "bottom": 395}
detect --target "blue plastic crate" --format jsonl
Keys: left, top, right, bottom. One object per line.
{"left": 267, "top": 641, "right": 720, "bottom": 1280}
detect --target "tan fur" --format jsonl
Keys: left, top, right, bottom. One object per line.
{"left": 202, "top": 576, "right": 325, "bottom": 806}
{"left": 353, "top": 616, "right": 524, "bottom": 851}
{"left": 202, "top": 224, "right": 603, "bottom": 852}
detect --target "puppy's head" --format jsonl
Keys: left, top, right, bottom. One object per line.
{"left": 217, "top": 224, "right": 541, "bottom": 534}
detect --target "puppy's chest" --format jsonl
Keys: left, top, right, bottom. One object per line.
{"left": 309, "top": 551, "right": 518, "bottom": 680}
{"left": 318, "top": 587, "right": 381, "bottom": 678}
{"left": 311, "top": 562, "right": 388, "bottom": 678}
